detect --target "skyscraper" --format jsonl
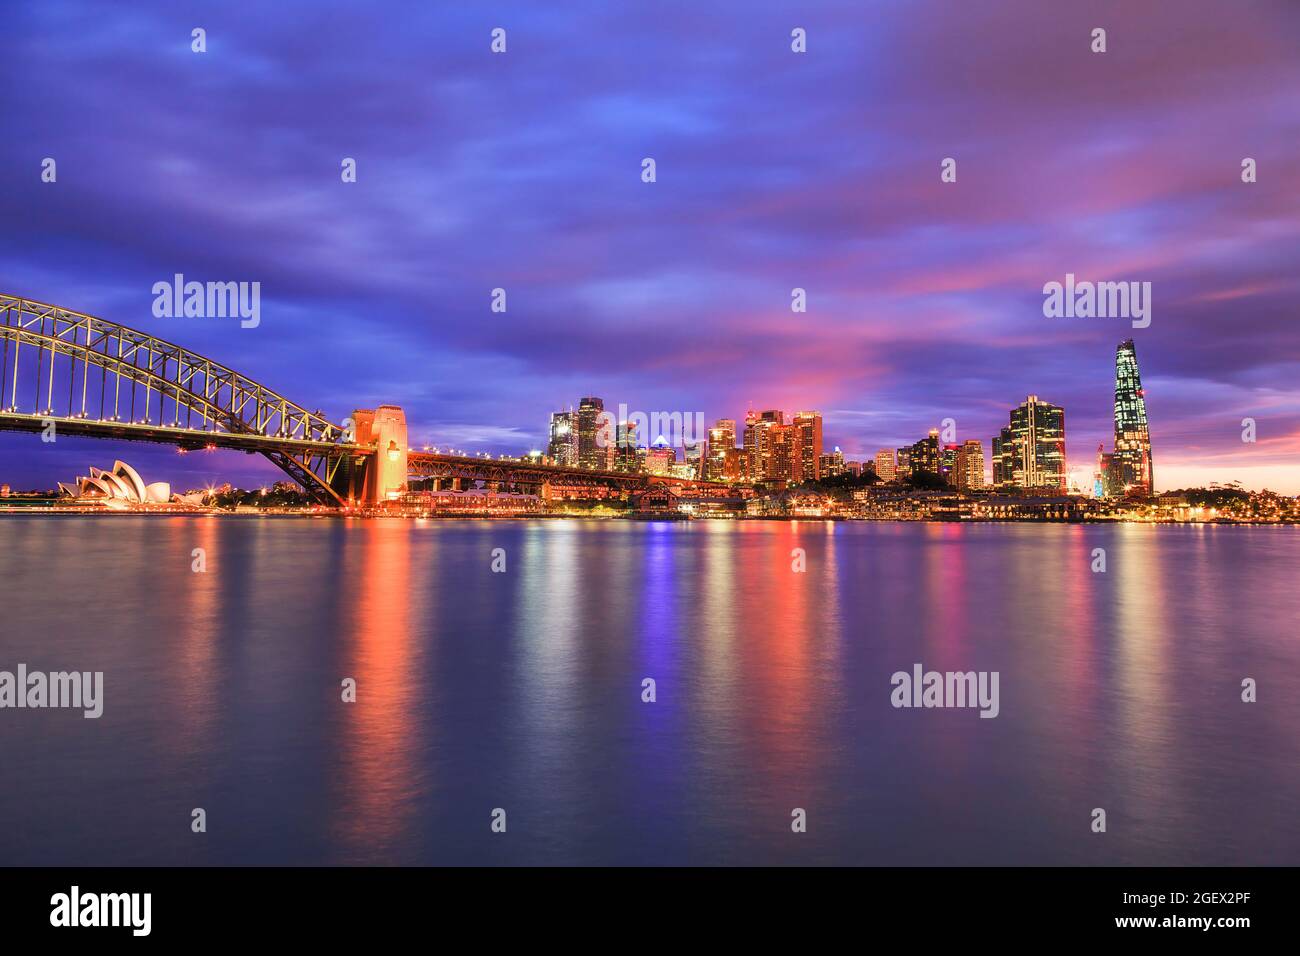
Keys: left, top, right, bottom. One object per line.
{"left": 874, "top": 449, "right": 896, "bottom": 481}
{"left": 819, "top": 446, "right": 846, "bottom": 477}
{"left": 644, "top": 438, "right": 676, "bottom": 476}
{"left": 1109, "top": 339, "right": 1154, "bottom": 496}
{"left": 940, "top": 443, "right": 960, "bottom": 484}
{"left": 992, "top": 396, "right": 1067, "bottom": 491}
{"left": 548, "top": 410, "right": 576, "bottom": 466}
{"left": 744, "top": 409, "right": 785, "bottom": 481}
{"left": 614, "top": 419, "right": 640, "bottom": 472}
{"left": 895, "top": 445, "right": 912, "bottom": 480}
{"left": 706, "top": 419, "right": 736, "bottom": 481}
{"left": 954, "top": 439, "right": 985, "bottom": 490}
{"left": 576, "top": 396, "right": 610, "bottom": 470}
{"left": 992, "top": 427, "right": 1013, "bottom": 487}
{"left": 909, "top": 429, "right": 941, "bottom": 477}
{"left": 768, "top": 423, "right": 799, "bottom": 482}
{"left": 792, "top": 411, "right": 823, "bottom": 481}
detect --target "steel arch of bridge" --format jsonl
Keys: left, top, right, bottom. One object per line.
{"left": 0, "top": 294, "right": 359, "bottom": 503}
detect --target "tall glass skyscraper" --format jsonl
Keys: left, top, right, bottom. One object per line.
{"left": 576, "top": 396, "right": 610, "bottom": 470}
{"left": 547, "top": 410, "right": 576, "bottom": 466}
{"left": 1110, "top": 339, "right": 1153, "bottom": 496}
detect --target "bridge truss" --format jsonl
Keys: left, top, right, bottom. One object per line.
{"left": 0, "top": 294, "right": 359, "bottom": 503}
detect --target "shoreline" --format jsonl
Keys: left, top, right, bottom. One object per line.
{"left": 0, "top": 508, "right": 1295, "bottom": 526}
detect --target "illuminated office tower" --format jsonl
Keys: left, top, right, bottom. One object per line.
{"left": 992, "top": 396, "right": 1067, "bottom": 491}
{"left": 548, "top": 410, "right": 576, "bottom": 466}
{"left": 1110, "top": 339, "right": 1154, "bottom": 496}
{"left": 819, "top": 447, "right": 846, "bottom": 478}
{"left": 895, "top": 445, "right": 912, "bottom": 480}
{"left": 742, "top": 409, "right": 759, "bottom": 477}
{"left": 768, "top": 423, "right": 799, "bottom": 482}
{"left": 940, "top": 443, "right": 960, "bottom": 484}
{"left": 706, "top": 419, "right": 736, "bottom": 481}
{"left": 615, "top": 420, "right": 640, "bottom": 472}
{"left": 954, "top": 439, "right": 986, "bottom": 490}
{"left": 644, "top": 439, "right": 676, "bottom": 476}
{"left": 684, "top": 439, "right": 704, "bottom": 479}
{"left": 744, "top": 409, "right": 785, "bottom": 481}
{"left": 792, "top": 411, "right": 823, "bottom": 481}
{"left": 576, "top": 396, "right": 611, "bottom": 470}
{"left": 909, "top": 429, "right": 942, "bottom": 477}
{"left": 874, "top": 449, "right": 896, "bottom": 481}
{"left": 991, "top": 428, "right": 1013, "bottom": 487}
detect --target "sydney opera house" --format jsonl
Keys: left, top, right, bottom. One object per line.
{"left": 59, "top": 460, "right": 204, "bottom": 509}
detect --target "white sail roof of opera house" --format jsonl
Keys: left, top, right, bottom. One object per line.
{"left": 60, "top": 460, "right": 173, "bottom": 504}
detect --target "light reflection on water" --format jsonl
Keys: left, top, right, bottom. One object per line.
{"left": 0, "top": 517, "right": 1296, "bottom": 865}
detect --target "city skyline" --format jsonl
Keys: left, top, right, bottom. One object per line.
{"left": 1, "top": 1, "right": 1298, "bottom": 894}
{"left": 0, "top": 323, "right": 1263, "bottom": 499}
{"left": 1, "top": 1, "right": 1298, "bottom": 493}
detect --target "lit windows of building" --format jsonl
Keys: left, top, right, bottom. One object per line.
{"left": 644, "top": 440, "right": 677, "bottom": 476}
{"left": 768, "top": 423, "right": 799, "bottom": 483}
{"left": 1109, "top": 339, "right": 1154, "bottom": 497}
{"left": 992, "top": 396, "right": 1067, "bottom": 491}
{"left": 940, "top": 443, "right": 960, "bottom": 484}
{"left": 547, "top": 410, "right": 576, "bottom": 467}
{"left": 819, "top": 446, "right": 846, "bottom": 478}
{"left": 706, "top": 419, "right": 737, "bottom": 481}
{"left": 576, "top": 396, "right": 611, "bottom": 470}
{"left": 874, "top": 449, "right": 896, "bottom": 481}
{"left": 744, "top": 409, "right": 786, "bottom": 482}
{"left": 792, "top": 410, "right": 823, "bottom": 481}
{"left": 895, "top": 445, "right": 912, "bottom": 480}
{"left": 615, "top": 419, "right": 640, "bottom": 472}
{"left": 954, "top": 439, "right": 986, "bottom": 490}
{"left": 909, "top": 429, "right": 941, "bottom": 478}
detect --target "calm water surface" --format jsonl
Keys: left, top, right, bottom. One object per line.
{"left": 1, "top": 517, "right": 1297, "bottom": 865}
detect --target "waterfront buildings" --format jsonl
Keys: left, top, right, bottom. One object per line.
{"left": 547, "top": 395, "right": 615, "bottom": 471}
{"left": 523, "top": 341, "right": 1144, "bottom": 502}
{"left": 992, "top": 396, "right": 1067, "bottom": 491}
{"left": 738, "top": 409, "right": 824, "bottom": 483}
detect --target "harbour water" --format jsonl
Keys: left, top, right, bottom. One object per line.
{"left": 0, "top": 517, "right": 1296, "bottom": 865}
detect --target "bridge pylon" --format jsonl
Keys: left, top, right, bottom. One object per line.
{"left": 334, "top": 405, "right": 408, "bottom": 506}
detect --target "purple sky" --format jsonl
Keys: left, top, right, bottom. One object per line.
{"left": 2, "top": 0, "right": 1298, "bottom": 493}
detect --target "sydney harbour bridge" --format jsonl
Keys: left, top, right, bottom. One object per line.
{"left": 0, "top": 294, "right": 721, "bottom": 506}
